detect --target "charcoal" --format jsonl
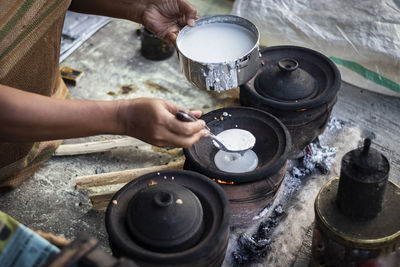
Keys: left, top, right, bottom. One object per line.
{"left": 289, "top": 138, "right": 336, "bottom": 179}
{"left": 315, "top": 162, "right": 329, "bottom": 174}
{"left": 274, "top": 204, "right": 284, "bottom": 216}
{"left": 327, "top": 116, "right": 346, "bottom": 130}
{"left": 233, "top": 234, "right": 271, "bottom": 266}
{"left": 231, "top": 120, "right": 341, "bottom": 266}
{"left": 232, "top": 205, "right": 284, "bottom": 265}
{"left": 95, "top": 167, "right": 104, "bottom": 174}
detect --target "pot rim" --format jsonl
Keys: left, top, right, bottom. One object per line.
{"left": 241, "top": 45, "right": 341, "bottom": 110}
{"left": 105, "top": 170, "right": 230, "bottom": 264}
{"left": 176, "top": 14, "right": 260, "bottom": 65}
{"left": 183, "top": 106, "right": 291, "bottom": 183}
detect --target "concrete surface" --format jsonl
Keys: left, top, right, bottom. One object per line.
{"left": 0, "top": 0, "right": 399, "bottom": 266}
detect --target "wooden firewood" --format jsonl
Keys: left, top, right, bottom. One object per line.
{"left": 89, "top": 191, "right": 118, "bottom": 210}
{"left": 75, "top": 160, "right": 184, "bottom": 189}
{"left": 54, "top": 137, "right": 147, "bottom": 156}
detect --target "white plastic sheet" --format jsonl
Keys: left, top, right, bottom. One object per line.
{"left": 232, "top": 0, "right": 400, "bottom": 96}
{"left": 60, "top": 11, "right": 111, "bottom": 62}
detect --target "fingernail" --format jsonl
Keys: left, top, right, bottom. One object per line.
{"left": 188, "top": 19, "right": 195, "bottom": 27}
{"left": 190, "top": 110, "right": 202, "bottom": 117}
{"left": 201, "top": 129, "right": 210, "bottom": 136}
{"left": 199, "top": 120, "right": 206, "bottom": 127}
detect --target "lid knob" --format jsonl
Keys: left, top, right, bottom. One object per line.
{"left": 126, "top": 183, "right": 204, "bottom": 252}
{"left": 278, "top": 58, "right": 298, "bottom": 72}
{"left": 153, "top": 191, "right": 173, "bottom": 207}
{"left": 336, "top": 138, "right": 390, "bottom": 220}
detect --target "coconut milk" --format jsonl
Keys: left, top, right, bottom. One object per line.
{"left": 177, "top": 23, "right": 256, "bottom": 63}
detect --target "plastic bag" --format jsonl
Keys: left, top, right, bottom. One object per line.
{"left": 232, "top": 0, "right": 400, "bottom": 96}
{"left": 0, "top": 211, "right": 59, "bottom": 267}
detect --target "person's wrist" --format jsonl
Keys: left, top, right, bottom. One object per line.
{"left": 126, "top": 0, "right": 151, "bottom": 24}
{"left": 113, "top": 99, "right": 130, "bottom": 135}
{"left": 92, "top": 99, "right": 129, "bottom": 136}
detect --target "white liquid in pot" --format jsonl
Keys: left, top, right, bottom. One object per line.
{"left": 213, "top": 128, "right": 258, "bottom": 173}
{"left": 214, "top": 150, "right": 258, "bottom": 173}
{"left": 177, "top": 23, "right": 256, "bottom": 63}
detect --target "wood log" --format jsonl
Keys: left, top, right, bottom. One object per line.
{"left": 75, "top": 160, "right": 184, "bottom": 189}
{"left": 54, "top": 137, "right": 147, "bottom": 156}
{"left": 89, "top": 191, "right": 118, "bottom": 210}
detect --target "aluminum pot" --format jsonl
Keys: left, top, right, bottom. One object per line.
{"left": 176, "top": 15, "right": 260, "bottom": 92}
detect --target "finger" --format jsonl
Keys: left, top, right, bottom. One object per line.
{"left": 162, "top": 100, "right": 183, "bottom": 115}
{"left": 187, "top": 18, "right": 195, "bottom": 27}
{"left": 168, "top": 118, "right": 206, "bottom": 136}
{"left": 162, "top": 128, "right": 208, "bottom": 148}
{"left": 166, "top": 31, "right": 178, "bottom": 43}
{"left": 189, "top": 110, "right": 202, "bottom": 118}
{"left": 179, "top": 0, "right": 197, "bottom": 23}
{"left": 179, "top": 129, "right": 209, "bottom": 148}
{"left": 162, "top": 100, "right": 195, "bottom": 118}
{"left": 162, "top": 101, "right": 201, "bottom": 125}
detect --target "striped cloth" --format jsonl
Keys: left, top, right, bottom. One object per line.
{"left": 0, "top": 0, "right": 72, "bottom": 190}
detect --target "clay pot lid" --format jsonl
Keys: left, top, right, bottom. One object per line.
{"left": 255, "top": 58, "right": 318, "bottom": 101}
{"left": 341, "top": 138, "right": 390, "bottom": 183}
{"left": 105, "top": 170, "right": 230, "bottom": 265}
{"left": 126, "top": 183, "right": 204, "bottom": 252}
{"left": 241, "top": 46, "right": 341, "bottom": 110}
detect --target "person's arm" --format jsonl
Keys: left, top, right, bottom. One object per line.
{"left": 68, "top": 0, "right": 197, "bottom": 42}
{"left": 69, "top": 0, "right": 142, "bottom": 22}
{"left": 0, "top": 84, "right": 207, "bottom": 147}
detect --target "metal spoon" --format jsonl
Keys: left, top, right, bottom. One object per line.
{"left": 175, "top": 110, "right": 254, "bottom": 154}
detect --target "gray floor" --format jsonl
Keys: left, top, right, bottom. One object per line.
{"left": 0, "top": 1, "right": 399, "bottom": 266}
{"left": 334, "top": 82, "right": 400, "bottom": 180}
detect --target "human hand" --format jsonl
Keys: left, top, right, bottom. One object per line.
{"left": 141, "top": 0, "right": 197, "bottom": 43}
{"left": 117, "top": 98, "right": 208, "bottom": 148}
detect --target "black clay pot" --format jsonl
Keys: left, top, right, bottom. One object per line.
{"left": 105, "top": 170, "right": 230, "bottom": 267}
{"left": 240, "top": 46, "right": 341, "bottom": 157}
{"left": 183, "top": 106, "right": 291, "bottom": 227}
{"left": 140, "top": 28, "right": 174, "bottom": 61}
{"left": 311, "top": 139, "right": 400, "bottom": 266}
{"left": 336, "top": 139, "right": 390, "bottom": 220}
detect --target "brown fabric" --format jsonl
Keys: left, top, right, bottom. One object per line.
{"left": 0, "top": 0, "right": 72, "bottom": 190}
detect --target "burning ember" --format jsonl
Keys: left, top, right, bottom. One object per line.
{"left": 212, "top": 179, "right": 235, "bottom": 185}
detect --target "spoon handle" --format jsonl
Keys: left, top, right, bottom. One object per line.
{"left": 175, "top": 110, "right": 230, "bottom": 152}
{"left": 175, "top": 110, "right": 198, "bottom": 122}
{"left": 175, "top": 111, "right": 249, "bottom": 155}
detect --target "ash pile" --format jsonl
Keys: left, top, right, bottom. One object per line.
{"left": 222, "top": 117, "right": 365, "bottom": 267}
